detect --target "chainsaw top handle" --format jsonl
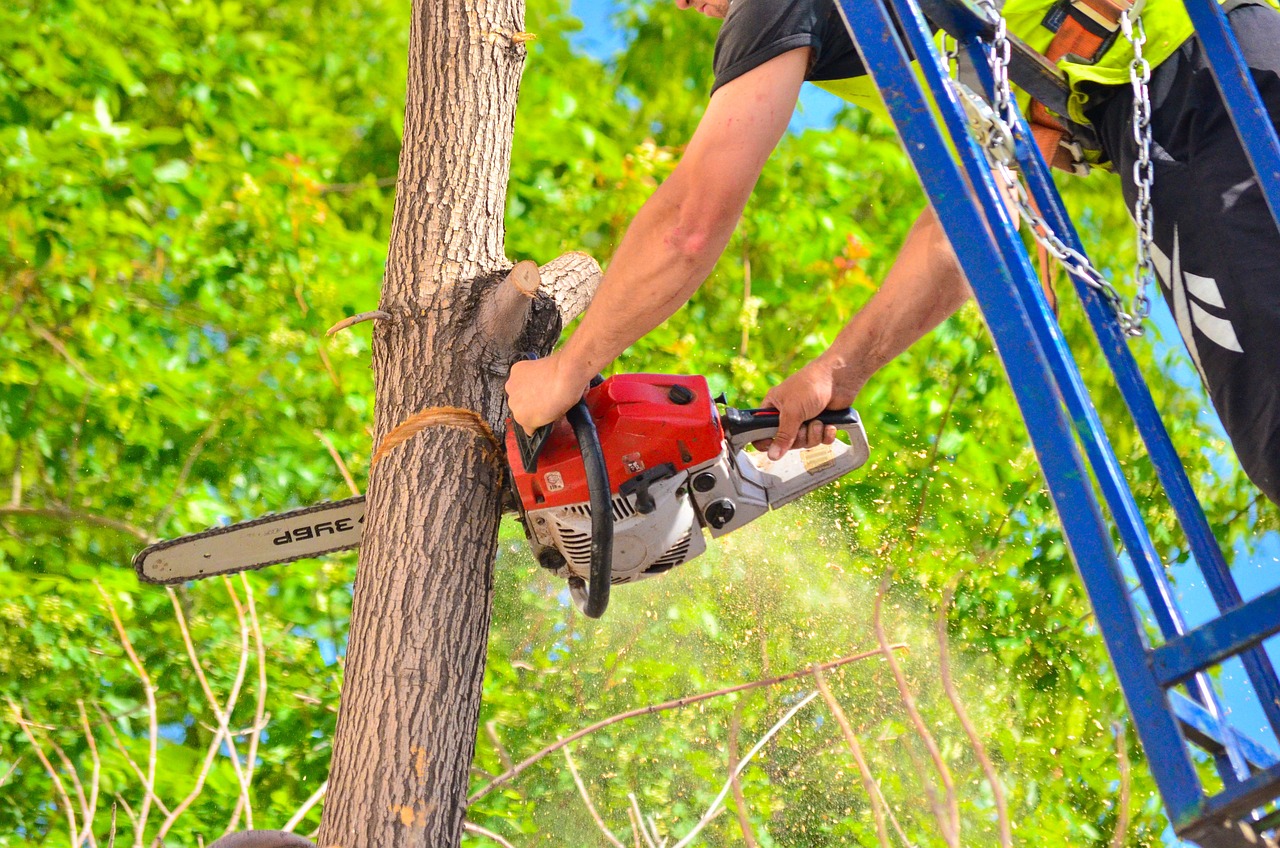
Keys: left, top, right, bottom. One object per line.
{"left": 721, "top": 406, "right": 862, "bottom": 451}
{"left": 566, "top": 399, "right": 612, "bottom": 619}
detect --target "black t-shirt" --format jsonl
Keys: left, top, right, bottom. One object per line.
{"left": 711, "top": 0, "right": 866, "bottom": 95}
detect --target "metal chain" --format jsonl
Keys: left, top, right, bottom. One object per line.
{"left": 961, "top": 0, "right": 1150, "bottom": 337}
{"left": 1122, "top": 9, "right": 1157, "bottom": 332}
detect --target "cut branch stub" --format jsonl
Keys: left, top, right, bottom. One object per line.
{"left": 538, "top": 251, "right": 601, "bottom": 325}
{"left": 479, "top": 260, "right": 541, "bottom": 352}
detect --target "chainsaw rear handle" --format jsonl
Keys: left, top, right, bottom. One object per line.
{"left": 566, "top": 399, "right": 612, "bottom": 619}
{"left": 722, "top": 406, "right": 863, "bottom": 450}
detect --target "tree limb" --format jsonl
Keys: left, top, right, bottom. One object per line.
{"left": 936, "top": 582, "right": 1011, "bottom": 848}
{"left": 875, "top": 572, "right": 959, "bottom": 846}
{"left": 563, "top": 746, "right": 626, "bottom": 848}
{"left": 468, "top": 646, "right": 904, "bottom": 803}
{"left": 3, "top": 505, "right": 152, "bottom": 542}
{"left": 536, "top": 251, "right": 601, "bottom": 325}
{"left": 813, "top": 668, "right": 892, "bottom": 848}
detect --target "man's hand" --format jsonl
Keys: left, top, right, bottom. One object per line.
{"left": 505, "top": 353, "right": 591, "bottom": 435}
{"left": 755, "top": 357, "right": 859, "bottom": 460}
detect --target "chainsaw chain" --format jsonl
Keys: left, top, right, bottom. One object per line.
{"left": 132, "top": 496, "right": 366, "bottom": 585}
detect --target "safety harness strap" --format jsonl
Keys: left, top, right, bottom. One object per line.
{"left": 1029, "top": 0, "right": 1133, "bottom": 173}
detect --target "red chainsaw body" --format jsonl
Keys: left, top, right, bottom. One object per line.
{"left": 506, "top": 374, "right": 724, "bottom": 511}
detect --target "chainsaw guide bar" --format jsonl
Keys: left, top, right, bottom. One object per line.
{"left": 133, "top": 496, "right": 367, "bottom": 585}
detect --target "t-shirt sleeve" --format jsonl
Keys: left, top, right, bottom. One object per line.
{"left": 711, "top": 0, "right": 868, "bottom": 96}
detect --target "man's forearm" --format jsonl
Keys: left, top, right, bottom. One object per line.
{"left": 557, "top": 171, "right": 738, "bottom": 382}
{"left": 822, "top": 205, "right": 970, "bottom": 397}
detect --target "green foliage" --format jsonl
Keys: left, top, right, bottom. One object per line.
{"left": 2, "top": 0, "right": 1275, "bottom": 846}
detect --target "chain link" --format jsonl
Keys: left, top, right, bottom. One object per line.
{"left": 1122, "top": 9, "right": 1157, "bottom": 332}
{"left": 960, "top": 0, "right": 1154, "bottom": 337}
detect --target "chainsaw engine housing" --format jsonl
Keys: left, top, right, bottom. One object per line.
{"left": 506, "top": 374, "right": 870, "bottom": 597}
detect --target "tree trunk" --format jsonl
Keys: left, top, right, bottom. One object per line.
{"left": 315, "top": 2, "right": 598, "bottom": 846}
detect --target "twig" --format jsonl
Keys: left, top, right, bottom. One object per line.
{"left": 564, "top": 746, "right": 626, "bottom": 848}
{"left": 78, "top": 702, "right": 103, "bottom": 848}
{"left": 8, "top": 700, "right": 80, "bottom": 846}
{"left": 669, "top": 691, "right": 821, "bottom": 848}
{"left": 319, "top": 175, "right": 397, "bottom": 195}
{"left": 316, "top": 344, "right": 342, "bottom": 392}
{"left": 96, "top": 583, "right": 159, "bottom": 845}
{"left": 4, "top": 505, "right": 151, "bottom": 541}
{"left": 314, "top": 431, "right": 360, "bottom": 497}
{"left": 92, "top": 704, "right": 172, "bottom": 818}
{"left": 469, "top": 646, "right": 904, "bottom": 803}
{"left": 108, "top": 802, "right": 118, "bottom": 848}
{"left": 326, "top": 310, "right": 391, "bottom": 336}
{"left": 464, "top": 821, "right": 517, "bottom": 848}
{"left": 154, "top": 417, "right": 223, "bottom": 530}
{"left": 727, "top": 702, "right": 760, "bottom": 848}
{"left": 629, "top": 795, "right": 657, "bottom": 848}
{"left": 228, "top": 573, "right": 269, "bottom": 831}
{"left": 875, "top": 573, "right": 959, "bottom": 847}
{"left": 157, "top": 580, "right": 253, "bottom": 845}
{"left": 1110, "top": 721, "right": 1132, "bottom": 848}
{"left": 908, "top": 381, "right": 962, "bottom": 545}
{"left": 47, "top": 734, "right": 96, "bottom": 848}
{"left": 936, "top": 583, "right": 1011, "bottom": 848}
{"left": 485, "top": 721, "right": 515, "bottom": 772}
{"left": 284, "top": 781, "right": 328, "bottom": 833}
{"left": 0, "top": 754, "right": 22, "bottom": 788}
{"left": 813, "top": 668, "right": 891, "bottom": 848}
{"left": 28, "top": 320, "right": 101, "bottom": 388}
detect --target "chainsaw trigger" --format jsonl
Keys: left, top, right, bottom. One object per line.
{"left": 618, "top": 463, "right": 678, "bottom": 515}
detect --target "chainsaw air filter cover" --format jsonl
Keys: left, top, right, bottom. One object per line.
{"left": 507, "top": 374, "right": 723, "bottom": 585}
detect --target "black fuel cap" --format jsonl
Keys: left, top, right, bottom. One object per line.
{"left": 668, "top": 384, "right": 696, "bottom": 405}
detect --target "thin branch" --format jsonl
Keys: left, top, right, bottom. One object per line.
{"left": 228, "top": 573, "right": 269, "bottom": 832}
{"left": 629, "top": 795, "right": 658, "bottom": 848}
{"left": 96, "top": 583, "right": 159, "bottom": 846}
{"left": 936, "top": 583, "right": 1010, "bottom": 848}
{"left": 47, "top": 734, "right": 96, "bottom": 848}
{"left": 318, "top": 175, "right": 397, "bottom": 194}
{"left": 28, "top": 320, "right": 101, "bottom": 388}
{"left": 155, "top": 580, "right": 253, "bottom": 846}
{"left": 92, "top": 704, "right": 172, "bottom": 819}
{"left": 669, "top": 692, "right": 821, "bottom": 848}
{"left": 908, "top": 381, "right": 963, "bottom": 545}
{"left": 154, "top": 417, "right": 223, "bottom": 530}
{"left": 1109, "top": 722, "right": 1132, "bottom": 848}
{"left": 325, "top": 310, "right": 391, "bottom": 336}
{"left": 727, "top": 702, "right": 759, "bottom": 848}
{"left": 463, "top": 821, "right": 518, "bottom": 848}
{"left": 469, "top": 646, "right": 904, "bottom": 803}
{"left": 875, "top": 573, "right": 959, "bottom": 847}
{"left": 316, "top": 343, "right": 342, "bottom": 392}
{"left": 4, "top": 505, "right": 152, "bottom": 541}
{"left": 0, "top": 754, "right": 23, "bottom": 789}
{"left": 314, "top": 431, "right": 360, "bottom": 497}
{"left": 563, "top": 746, "right": 626, "bottom": 848}
{"left": 813, "top": 667, "right": 891, "bottom": 848}
{"left": 485, "top": 721, "right": 515, "bottom": 773}
{"left": 78, "top": 702, "right": 103, "bottom": 848}
{"left": 8, "top": 700, "right": 80, "bottom": 846}
{"left": 284, "top": 781, "right": 328, "bottom": 833}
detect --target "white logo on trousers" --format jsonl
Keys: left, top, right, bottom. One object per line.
{"left": 1150, "top": 226, "right": 1243, "bottom": 382}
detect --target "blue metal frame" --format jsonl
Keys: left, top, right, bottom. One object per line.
{"left": 831, "top": 0, "right": 1280, "bottom": 843}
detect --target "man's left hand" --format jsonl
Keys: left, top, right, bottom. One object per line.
{"left": 755, "top": 358, "right": 857, "bottom": 460}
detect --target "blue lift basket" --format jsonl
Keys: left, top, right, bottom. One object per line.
{"left": 830, "top": 0, "right": 1280, "bottom": 843}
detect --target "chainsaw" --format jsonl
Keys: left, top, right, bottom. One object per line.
{"left": 133, "top": 373, "right": 869, "bottom": 618}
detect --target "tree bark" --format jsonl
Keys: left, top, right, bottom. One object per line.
{"left": 315, "top": 2, "right": 599, "bottom": 846}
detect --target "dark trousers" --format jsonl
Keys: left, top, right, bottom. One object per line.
{"left": 1088, "top": 3, "right": 1280, "bottom": 506}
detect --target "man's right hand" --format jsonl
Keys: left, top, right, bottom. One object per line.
{"left": 755, "top": 357, "right": 859, "bottom": 460}
{"left": 505, "top": 353, "right": 591, "bottom": 435}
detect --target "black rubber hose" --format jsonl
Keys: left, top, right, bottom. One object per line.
{"left": 567, "top": 399, "right": 612, "bottom": 618}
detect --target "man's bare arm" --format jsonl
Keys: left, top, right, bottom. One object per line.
{"left": 506, "top": 47, "right": 811, "bottom": 432}
{"left": 759, "top": 204, "right": 971, "bottom": 458}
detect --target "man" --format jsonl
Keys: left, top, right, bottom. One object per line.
{"left": 505, "top": 0, "right": 1280, "bottom": 506}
